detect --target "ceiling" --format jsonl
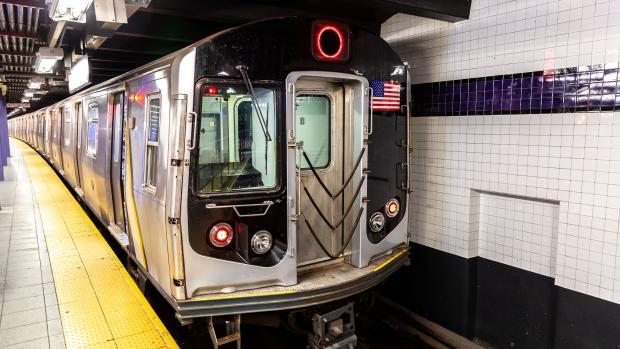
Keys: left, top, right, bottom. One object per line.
{"left": 4, "top": 0, "right": 471, "bottom": 117}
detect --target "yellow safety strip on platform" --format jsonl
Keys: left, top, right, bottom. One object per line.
{"left": 373, "top": 247, "right": 410, "bottom": 272}
{"left": 14, "top": 140, "right": 178, "bottom": 349}
{"left": 192, "top": 289, "right": 297, "bottom": 302}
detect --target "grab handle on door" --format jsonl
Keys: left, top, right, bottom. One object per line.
{"left": 186, "top": 111, "right": 198, "bottom": 150}
{"left": 367, "top": 87, "right": 374, "bottom": 135}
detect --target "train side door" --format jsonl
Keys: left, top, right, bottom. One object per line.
{"left": 110, "top": 92, "right": 126, "bottom": 231}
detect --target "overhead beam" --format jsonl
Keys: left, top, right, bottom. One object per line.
{"left": 0, "top": 0, "right": 46, "bottom": 9}
{"left": 0, "top": 31, "right": 41, "bottom": 40}
{"left": 0, "top": 51, "right": 35, "bottom": 57}
{"left": 1, "top": 72, "right": 61, "bottom": 78}
{"left": 365, "top": 0, "right": 470, "bottom": 22}
{"left": 113, "top": 31, "right": 194, "bottom": 43}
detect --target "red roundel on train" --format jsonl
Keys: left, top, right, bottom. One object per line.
{"left": 312, "top": 21, "right": 350, "bottom": 62}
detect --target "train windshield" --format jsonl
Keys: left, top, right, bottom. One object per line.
{"left": 196, "top": 84, "right": 277, "bottom": 194}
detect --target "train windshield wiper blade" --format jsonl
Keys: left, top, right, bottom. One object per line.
{"left": 236, "top": 65, "right": 272, "bottom": 142}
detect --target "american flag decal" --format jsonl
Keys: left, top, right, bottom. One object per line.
{"left": 370, "top": 81, "right": 401, "bottom": 111}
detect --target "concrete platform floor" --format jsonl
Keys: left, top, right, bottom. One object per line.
{"left": 0, "top": 140, "right": 177, "bottom": 349}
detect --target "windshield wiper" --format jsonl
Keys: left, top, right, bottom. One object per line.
{"left": 236, "top": 65, "right": 272, "bottom": 142}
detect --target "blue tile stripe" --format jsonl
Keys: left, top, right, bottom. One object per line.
{"left": 412, "top": 64, "right": 620, "bottom": 116}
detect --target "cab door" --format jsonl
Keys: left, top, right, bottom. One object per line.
{"left": 293, "top": 78, "right": 365, "bottom": 266}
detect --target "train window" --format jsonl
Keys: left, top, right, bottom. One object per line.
{"left": 112, "top": 93, "right": 124, "bottom": 164}
{"left": 86, "top": 103, "right": 99, "bottom": 158}
{"left": 144, "top": 94, "right": 161, "bottom": 190}
{"left": 295, "top": 95, "right": 331, "bottom": 169}
{"left": 76, "top": 103, "right": 82, "bottom": 149}
{"left": 196, "top": 85, "right": 277, "bottom": 193}
{"left": 64, "top": 106, "right": 72, "bottom": 147}
{"left": 52, "top": 113, "right": 57, "bottom": 139}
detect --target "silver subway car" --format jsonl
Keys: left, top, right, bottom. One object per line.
{"left": 9, "top": 18, "right": 411, "bottom": 326}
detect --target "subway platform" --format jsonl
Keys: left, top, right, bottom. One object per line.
{"left": 0, "top": 139, "right": 177, "bottom": 349}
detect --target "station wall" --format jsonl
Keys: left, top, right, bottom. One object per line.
{"left": 381, "top": 0, "right": 620, "bottom": 347}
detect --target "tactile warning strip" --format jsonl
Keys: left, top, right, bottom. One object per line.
{"left": 15, "top": 141, "right": 178, "bottom": 349}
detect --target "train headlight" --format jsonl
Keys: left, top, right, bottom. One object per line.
{"left": 385, "top": 198, "right": 400, "bottom": 218}
{"left": 209, "top": 223, "right": 233, "bottom": 248}
{"left": 250, "top": 230, "right": 273, "bottom": 255}
{"left": 369, "top": 212, "right": 386, "bottom": 233}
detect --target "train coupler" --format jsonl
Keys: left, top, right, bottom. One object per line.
{"left": 309, "top": 303, "right": 357, "bottom": 349}
{"left": 207, "top": 314, "right": 241, "bottom": 349}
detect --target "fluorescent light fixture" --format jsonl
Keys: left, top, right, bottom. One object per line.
{"left": 68, "top": 55, "right": 90, "bottom": 92}
{"left": 35, "top": 47, "right": 64, "bottom": 74}
{"left": 24, "top": 92, "right": 34, "bottom": 98}
{"left": 28, "top": 77, "right": 45, "bottom": 89}
{"left": 49, "top": 0, "right": 93, "bottom": 23}
{"left": 21, "top": 97, "right": 29, "bottom": 103}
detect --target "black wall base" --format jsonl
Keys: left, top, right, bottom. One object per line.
{"left": 379, "top": 243, "right": 620, "bottom": 349}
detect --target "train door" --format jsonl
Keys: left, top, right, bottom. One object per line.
{"left": 110, "top": 92, "right": 126, "bottom": 231}
{"left": 291, "top": 76, "right": 367, "bottom": 267}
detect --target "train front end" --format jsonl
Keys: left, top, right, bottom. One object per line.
{"left": 170, "top": 17, "right": 411, "bottom": 319}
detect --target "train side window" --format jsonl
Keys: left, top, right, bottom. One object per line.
{"left": 86, "top": 103, "right": 99, "bottom": 158}
{"left": 144, "top": 93, "right": 161, "bottom": 190}
{"left": 295, "top": 94, "right": 331, "bottom": 169}
{"left": 64, "top": 106, "right": 72, "bottom": 147}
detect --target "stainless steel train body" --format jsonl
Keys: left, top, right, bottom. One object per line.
{"left": 9, "top": 17, "right": 411, "bottom": 321}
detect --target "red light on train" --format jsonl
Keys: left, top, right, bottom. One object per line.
{"left": 129, "top": 92, "right": 144, "bottom": 104}
{"left": 209, "top": 223, "right": 233, "bottom": 248}
{"left": 206, "top": 86, "right": 217, "bottom": 95}
{"left": 312, "top": 21, "right": 350, "bottom": 62}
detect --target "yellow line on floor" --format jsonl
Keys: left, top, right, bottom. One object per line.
{"left": 14, "top": 140, "right": 179, "bottom": 349}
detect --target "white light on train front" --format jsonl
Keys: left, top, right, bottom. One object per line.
{"left": 369, "top": 212, "right": 385, "bottom": 233}
{"left": 385, "top": 198, "right": 400, "bottom": 218}
{"left": 250, "top": 230, "right": 273, "bottom": 255}
{"left": 209, "top": 223, "right": 233, "bottom": 248}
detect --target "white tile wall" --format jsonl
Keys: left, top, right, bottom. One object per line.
{"left": 384, "top": 0, "right": 620, "bottom": 303}
{"left": 477, "top": 191, "right": 559, "bottom": 277}
{"left": 382, "top": 0, "right": 620, "bottom": 84}
{"left": 410, "top": 113, "right": 620, "bottom": 303}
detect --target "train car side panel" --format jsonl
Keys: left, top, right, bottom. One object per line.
{"left": 126, "top": 70, "right": 173, "bottom": 295}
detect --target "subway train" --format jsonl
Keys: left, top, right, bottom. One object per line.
{"left": 9, "top": 17, "right": 410, "bottom": 345}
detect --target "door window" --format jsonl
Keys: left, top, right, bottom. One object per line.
{"left": 144, "top": 93, "right": 161, "bottom": 190}
{"left": 86, "top": 103, "right": 99, "bottom": 158}
{"left": 295, "top": 94, "right": 331, "bottom": 169}
{"left": 112, "top": 93, "right": 124, "bottom": 164}
{"left": 64, "top": 106, "right": 72, "bottom": 147}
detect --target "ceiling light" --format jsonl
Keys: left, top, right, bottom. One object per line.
{"left": 34, "top": 47, "right": 64, "bottom": 74}
{"left": 49, "top": 0, "right": 93, "bottom": 23}
{"left": 24, "top": 92, "right": 34, "bottom": 98}
{"left": 28, "top": 77, "right": 44, "bottom": 89}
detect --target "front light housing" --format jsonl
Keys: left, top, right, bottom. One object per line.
{"left": 209, "top": 223, "right": 233, "bottom": 248}
{"left": 385, "top": 198, "right": 400, "bottom": 218}
{"left": 251, "top": 230, "right": 273, "bottom": 254}
{"left": 369, "top": 212, "right": 386, "bottom": 233}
